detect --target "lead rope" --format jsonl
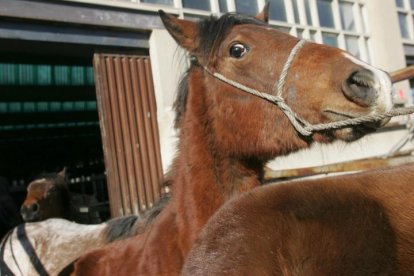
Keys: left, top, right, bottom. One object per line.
{"left": 202, "top": 39, "right": 414, "bottom": 136}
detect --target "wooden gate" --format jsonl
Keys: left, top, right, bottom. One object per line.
{"left": 93, "top": 54, "right": 163, "bottom": 217}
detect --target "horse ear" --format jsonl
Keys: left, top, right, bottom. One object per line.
{"left": 255, "top": 2, "right": 270, "bottom": 23}
{"left": 58, "top": 167, "right": 66, "bottom": 178}
{"left": 159, "top": 10, "right": 199, "bottom": 52}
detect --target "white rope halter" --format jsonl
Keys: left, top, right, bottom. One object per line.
{"left": 202, "top": 39, "right": 414, "bottom": 136}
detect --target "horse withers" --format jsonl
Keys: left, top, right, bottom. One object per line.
{"left": 66, "top": 6, "right": 393, "bottom": 275}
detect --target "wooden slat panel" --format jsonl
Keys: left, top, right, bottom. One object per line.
{"left": 93, "top": 54, "right": 163, "bottom": 217}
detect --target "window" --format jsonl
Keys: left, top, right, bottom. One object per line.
{"left": 397, "top": 0, "right": 414, "bottom": 40}
{"left": 182, "top": 0, "right": 210, "bottom": 11}
{"left": 147, "top": 0, "right": 371, "bottom": 63}
{"left": 322, "top": 32, "right": 338, "bottom": 47}
{"left": 292, "top": 0, "right": 300, "bottom": 24}
{"left": 317, "top": 0, "right": 335, "bottom": 28}
{"left": 269, "top": 0, "right": 287, "bottom": 22}
{"left": 345, "top": 35, "right": 360, "bottom": 58}
{"left": 339, "top": 1, "right": 356, "bottom": 31}
{"left": 235, "top": 0, "right": 258, "bottom": 15}
{"left": 396, "top": 0, "right": 405, "bottom": 8}
{"left": 398, "top": 12, "right": 410, "bottom": 38}
{"left": 305, "top": 0, "right": 314, "bottom": 25}
{"left": 219, "top": 0, "right": 228, "bottom": 13}
{"left": 141, "top": 0, "right": 173, "bottom": 5}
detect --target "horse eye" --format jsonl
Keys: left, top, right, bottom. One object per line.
{"left": 229, "top": 43, "right": 248, "bottom": 58}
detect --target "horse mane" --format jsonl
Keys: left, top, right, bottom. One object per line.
{"left": 105, "top": 215, "right": 139, "bottom": 243}
{"left": 104, "top": 193, "right": 171, "bottom": 242}
{"left": 173, "top": 13, "right": 265, "bottom": 128}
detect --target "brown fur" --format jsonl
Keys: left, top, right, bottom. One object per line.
{"left": 183, "top": 164, "right": 414, "bottom": 275}
{"left": 67, "top": 8, "right": 392, "bottom": 275}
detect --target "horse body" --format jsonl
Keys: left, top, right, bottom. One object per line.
{"left": 182, "top": 164, "right": 414, "bottom": 275}
{"left": 68, "top": 7, "right": 393, "bottom": 275}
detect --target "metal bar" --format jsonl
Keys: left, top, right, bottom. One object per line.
{"left": 0, "top": 86, "right": 96, "bottom": 102}
{"left": 264, "top": 151, "right": 414, "bottom": 181}
{"left": 390, "top": 65, "right": 414, "bottom": 83}
{"left": 0, "top": 112, "right": 98, "bottom": 124}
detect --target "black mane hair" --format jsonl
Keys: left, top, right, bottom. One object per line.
{"left": 105, "top": 192, "right": 171, "bottom": 242}
{"left": 173, "top": 13, "right": 265, "bottom": 128}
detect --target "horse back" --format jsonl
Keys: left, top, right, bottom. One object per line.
{"left": 183, "top": 164, "right": 414, "bottom": 275}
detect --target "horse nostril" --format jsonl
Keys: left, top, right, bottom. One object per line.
{"left": 30, "top": 203, "right": 39, "bottom": 213}
{"left": 342, "top": 69, "right": 378, "bottom": 107}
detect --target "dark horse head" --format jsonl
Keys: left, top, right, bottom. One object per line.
{"left": 20, "top": 168, "right": 70, "bottom": 222}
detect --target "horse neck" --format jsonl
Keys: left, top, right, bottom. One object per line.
{"left": 170, "top": 68, "right": 264, "bottom": 251}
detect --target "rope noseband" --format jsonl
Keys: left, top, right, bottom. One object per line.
{"left": 201, "top": 39, "right": 414, "bottom": 136}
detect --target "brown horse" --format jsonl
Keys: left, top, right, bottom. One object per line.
{"left": 182, "top": 163, "right": 414, "bottom": 275}
{"left": 20, "top": 168, "right": 101, "bottom": 224}
{"left": 66, "top": 7, "right": 393, "bottom": 275}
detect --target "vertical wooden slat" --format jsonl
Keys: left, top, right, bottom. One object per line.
{"left": 106, "top": 57, "right": 131, "bottom": 215}
{"left": 94, "top": 56, "right": 122, "bottom": 217}
{"left": 129, "top": 59, "right": 151, "bottom": 211}
{"left": 137, "top": 59, "right": 159, "bottom": 205}
{"left": 132, "top": 59, "right": 155, "bottom": 208}
{"left": 120, "top": 57, "right": 141, "bottom": 214}
{"left": 93, "top": 54, "right": 163, "bottom": 217}
{"left": 144, "top": 60, "right": 164, "bottom": 191}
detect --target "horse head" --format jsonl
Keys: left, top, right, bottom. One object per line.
{"left": 21, "top": 168, "right": 70, "bottom": 222}
{"left": 160, "top": 7, "right": 392, "bottom": 161}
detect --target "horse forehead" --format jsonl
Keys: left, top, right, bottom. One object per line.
{"left": 230, "top": 24, "right": 291, "bottom": 42}
{"left": 27, "top": 178, "right": 54, "bottom": 192}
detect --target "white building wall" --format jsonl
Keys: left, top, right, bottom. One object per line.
{"left": 149, "top": 29, "right": 186, "bottom": 172}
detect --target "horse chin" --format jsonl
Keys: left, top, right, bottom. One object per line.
{"left": 321, "top": 110, "right": 390, "bottom": 142}
{"left": 22, "top": 214, "right": 41, "bottom": 223}
{"left": 333, "top": 124, "right": 380, "bottom": 142}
